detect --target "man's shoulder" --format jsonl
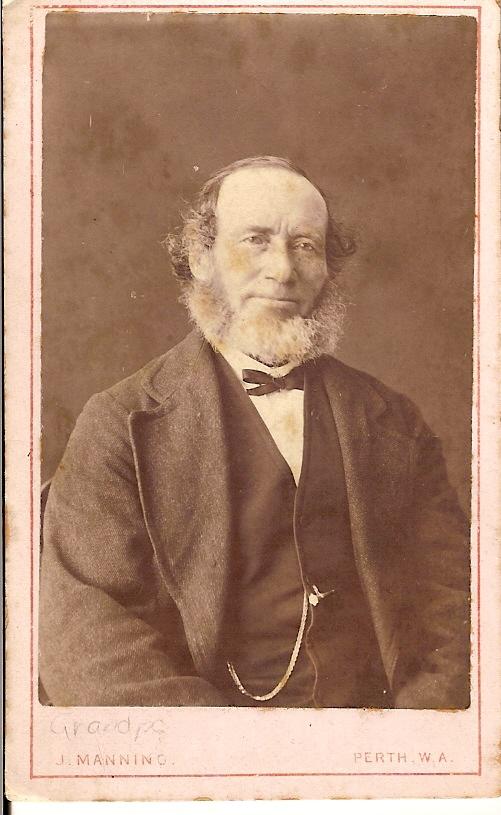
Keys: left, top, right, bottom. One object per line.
{"left": 96, "top": 331, "right": 205, "bottom": 414}
{"left": 320, "top": 355, "right": 428, "bottom": 438}
{"left": 322, "top": 354, "right": 407, "bottom": 401}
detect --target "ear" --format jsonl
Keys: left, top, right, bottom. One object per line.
{"left": 188, "top": 243, "right": 213, "bottom": 283}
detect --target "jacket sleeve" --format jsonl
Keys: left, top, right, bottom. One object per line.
{"left": 39, "top": 391, "right": 229, "bottom": 706}
{"left": 392, "top": 399, "right": 471, "bottom": 709}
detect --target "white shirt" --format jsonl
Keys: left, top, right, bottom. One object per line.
{"left": 220, "top": 347, "right": 304, "bottom": 485}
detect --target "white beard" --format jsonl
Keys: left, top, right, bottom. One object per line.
{"left": 180, "top": 277, "right": 346, "bottom": 367}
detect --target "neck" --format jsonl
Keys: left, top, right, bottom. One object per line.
{"left": 219, "top": 345, "right": 298, "bottom": 380}
{"left": 246, "top": 352, "right": 290, "bottom": 369}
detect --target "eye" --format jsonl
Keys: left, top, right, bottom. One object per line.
{"left": 293, "top": 239, "right": 317, "bottom": 253}
{"left": 243, "top": 234, "right": 269, "bottom": 246}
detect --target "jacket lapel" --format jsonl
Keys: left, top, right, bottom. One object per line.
{"left": 128, "top": 332, "right": 232, "bottom": 680}
{"left": 321, "top": 357, "right": 415, "bottom": 687}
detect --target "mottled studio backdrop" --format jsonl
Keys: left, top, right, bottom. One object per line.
{"left": 41, "top": 12, "right": 476, "bottom": 512}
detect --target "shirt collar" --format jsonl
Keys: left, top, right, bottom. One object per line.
{"left": 219, "top": 345, "right": 297, "bottom": 385}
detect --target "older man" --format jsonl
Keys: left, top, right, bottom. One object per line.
{"left": 40, "top": 156, "right": 470, "bottom": 709}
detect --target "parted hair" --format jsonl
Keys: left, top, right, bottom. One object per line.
{"left": 164, "top": 155, "right": 356, "bottom": 281}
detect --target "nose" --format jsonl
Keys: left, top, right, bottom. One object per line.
{"left": 264, "top": 242, "right": 295, "bottom": 284}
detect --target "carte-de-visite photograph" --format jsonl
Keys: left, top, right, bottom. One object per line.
{"left": 39, "top": 10, "right": 475, "bottom": 710}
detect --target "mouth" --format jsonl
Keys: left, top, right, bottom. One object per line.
{"left": 249, "top": 295, "right": 299, "bottom": 312}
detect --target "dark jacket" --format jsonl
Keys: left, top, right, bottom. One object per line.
{"left": 40, "top": 331, "right": 470, "bottom": 708}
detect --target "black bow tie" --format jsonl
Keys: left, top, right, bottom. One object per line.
{"left": 242, "top": 366, "right": 305, "bottom": 396}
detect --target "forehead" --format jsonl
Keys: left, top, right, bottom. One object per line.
{"left": 215, "top": 167, "right": 328, "bottom": 233}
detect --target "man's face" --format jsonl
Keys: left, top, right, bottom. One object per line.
{"left": 206, "top": 167, "right": 330, "bottom": 321}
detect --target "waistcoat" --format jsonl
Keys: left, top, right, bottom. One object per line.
{"left": 215, "top": 353, "right": 390, "bottom": 708}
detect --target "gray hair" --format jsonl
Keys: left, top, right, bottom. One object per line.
{"left": 164, "top": 155, "right": 355, "bottom": 281}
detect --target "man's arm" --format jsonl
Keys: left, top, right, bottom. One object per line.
{"left": 392, "top": 401, "right": 471, "bottom": 709}
{"left": 40, "top": 391, "right": 228, "bottom": 706}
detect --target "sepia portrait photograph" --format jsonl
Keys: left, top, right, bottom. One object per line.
{"left": 5, "top": 0, "right": 501, "bottom": 802}
{"left": 39, "top": 8, "right": 474, "bottom": 712}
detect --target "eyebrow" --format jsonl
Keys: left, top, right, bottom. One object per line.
{"left": 238, "top": 226, "right": 274, "bottom": 235}
{"left": 237, "top": 226, "right": 324, "bottom": 240}
{"left": 290, "top": 228, "right": 324, "bottom": 240}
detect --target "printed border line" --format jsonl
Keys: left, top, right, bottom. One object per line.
{"left": 29, "top": 2, "right": 483, "bottom": 781}
{"left": 32, "top": 771, "right": 482, "bottom": 779}
{"left": 34, "top": 4, "right": 482, "bottom": 9}
{"left": 475, "top": 0, "right": 482, "bottom": 779}
{"left": 29, "top": 6, "right": 35, "bottom": 783}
